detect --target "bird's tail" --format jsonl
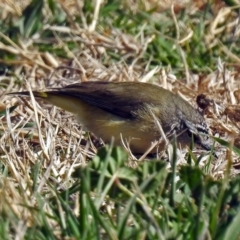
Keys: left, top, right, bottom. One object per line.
{"left": 8, "top": 90, "right": 84, "bottom": 114}
{"left": 8, "top": 91, "right": 48, "bottom": 99}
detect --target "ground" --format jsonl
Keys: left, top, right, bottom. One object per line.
{"left": 0, "top": 0, "right": 240, "bottom": 239}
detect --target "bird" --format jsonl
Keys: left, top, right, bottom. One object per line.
{"left": 9, "top": 81, "right": 213, "bottom": 154}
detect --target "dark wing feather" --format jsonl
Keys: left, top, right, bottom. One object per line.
{"left": 52, "top": 82, "right": 171, "bottom": 119}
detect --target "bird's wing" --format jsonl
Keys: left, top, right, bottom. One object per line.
{"left": 50, "top": 81, "right": 168, "bottom": 119}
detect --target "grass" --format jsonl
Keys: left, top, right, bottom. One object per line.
{"left": 0, "top": 0, "right": 240, "bottom": 239}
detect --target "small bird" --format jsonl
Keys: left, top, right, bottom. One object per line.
{"left": 9, "top": 81, "right": 213, "bottom": 154}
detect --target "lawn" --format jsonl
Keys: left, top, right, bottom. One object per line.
{"left": 0, "top": 0, "right": 240, "bottom": 239}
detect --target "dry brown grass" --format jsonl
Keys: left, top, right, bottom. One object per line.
{"left": 1, "top": 1, "right": 240, "bottom": 236}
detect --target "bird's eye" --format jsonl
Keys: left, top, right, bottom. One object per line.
{"left": 187, "top": 130, "right": 202, "bottom": 145}
{"left": 187, "top": 131, "right": 192, "bottom": 138}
